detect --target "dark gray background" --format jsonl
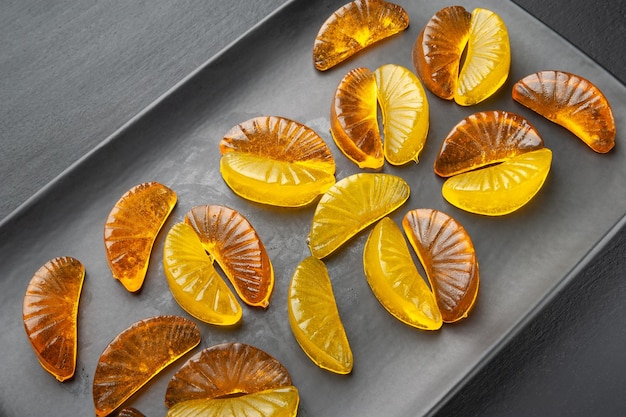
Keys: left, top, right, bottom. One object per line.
{"left": 2, "top": 1, "right": 625, "bottom": 416}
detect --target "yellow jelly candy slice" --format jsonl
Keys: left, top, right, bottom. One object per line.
{"left": 331, "top": 67, "right": 383, "bottom": 169}
{"left": 363, "top": 218, "right": 442, "bottom": 330}
{"left": 307, "top": 173, "right": 410, "bottom": 259}
{"left": 93, "top": 316, "right": 201, "bottom": 417}
{"left": 434, "top": 110, "right": 545, "bottom": 177}
{"left": 219, "top": 116, "right": 336, "bottom": 207}
{"left": 165, "top": 342, "right": 292, "bottom": 407}
{"left": 442, "top": 148, "right": 553, "bottom": 216}
{"left": 104, "top": 182, "right": 177, "bottom": 292}
{"left": 22, "top": 256, "right": 85, "bottom": 382}
{"left": 512, "top": 70, "right": 616, "bottom": 153}
{"left": 374, "top": 64, "right": 430, "bottom": 165}
{"left": 167, "top": 386, "right": 300, "bottom": 417}
{"left": 163, "top": 222, "right": 242, "bottom": 326}
{"left": 313, "top": 0, "right": 409, "bottom": 71}
{"left": 288, "top": 256, "right": 353, "bottom": 374}
{"left": 185, "top": 205, "right": 274, "bottom": 308}
{"left": 402, "top": 209, "right": 479, "bottom": 322}
{"left": 455, "top": 8, "right": 510, "bottom": 106}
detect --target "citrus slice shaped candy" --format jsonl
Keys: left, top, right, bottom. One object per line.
{"left": 184, "top": 205, "right": 274, "bottom": 308}
{"left": 22, "top": 256, "right": 85, "bottom": 382}
{"left": 93, "top": 315, "right": 201, "bottom": 417}
{"left": 307, "top": 173, "right": 410, "bottom": 259}
{"left": 402, "top": 209, "right": 479, "bottom": 322}
{"left": 434, "top": 110, "right": 545, "bottom": 177}
{"left": 363, "top": 218, "right": 442, "bottom": 330}
{"left": 313, "top": 0, "right": 409, "bottom": 71}
{"left": 167, "top": 386, "right": 299, "bottom": 417}
{"left": 374, "top": 64, "right": 430, "bottom": 165}
{"left": 118, "top": 408, "right": 146, "bottom": 417}
{"left": 104, "top": 182, "right": 177, "bottom": 292}
{"left": 413, "top": 6, "right": 510, "bottom": 105}
{"left": 219, "top": 116, "right": 336, "bottom": 207}
{"left": 288, "top": 256, "right": 353, "bottom": 374}
{"left": 163, "top": 222, "right": 242, "bottom": 326}
{"left": 165, "top": 342, "right": 292, "bottom": 407}
{"left": 512, "top": 70, "right": 616, "bottom": 153}
{"left": 442, "top": 148, "right": 553, "bottom": 216}
{"left": 331, "top": 67, "right": 383, "bottom": 169}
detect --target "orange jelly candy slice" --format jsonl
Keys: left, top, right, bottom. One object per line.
{"left": 165, "top": 342, "right": 293, "bottom": 407}
{"left": 413, "top": 6, "right": 510, "bottom": 105}
{"left": 512, "top": 70, "right": 616, "bottom": 153}
{"left": 104, "top": 182, "right": 177, "bottom": 292}
{"left": 313, "top": 0, "right": 409, "bottom": 71}
{"left": 434, "top": 110, "right": 545, "bottom": 177}
{"left": 219, "top": 116, "right": 336, "bottom": 207}
{"left": 402, "top": 209, "right": 479, "bottom": 322}
{"left": 93, "top": 315, "right": 201, "bottom": 417}
{"left": 185, "top": 205, "right": 274, "bottom": 308}
{"left": 331, "top": 67, "right": 383, "bottom": 169}
{"left": 22, "top": 256, "right": 85, "bottom": 382}
{"left": 118, "top": 408, "right": 146, "bottom": 417}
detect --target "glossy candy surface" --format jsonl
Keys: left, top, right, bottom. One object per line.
{"left": 313, "top": 0, "right": 409, "bottom": 71}
{"left": 185, "top": 205, "right": 274, "bottom": 308}
{"left": 363, "top": 218, "right": 442, "bottom": 330}
{"left": 513, "top": 70, "right": 616, "bottom": 153}
{"left": 22, "top": 256, "right": 85, "bottom": 382}
{"left": 403, "top": 209, "right": 479, "bottom": 322}
{"left": 413, "top": 6, "right": 510, "bottom": 105}
{"left": 104, "top": 182, "right": 177, "bottom": 292}
{"left": 307, "top": 173, "right": 410, "bottom": 259}
{"left": 92, "top": 316, "right": 201, "bottom": 417}
{"left": 219, "top": 116, "right": 336, "bottom": 207}
{"left": 288, "top": 256, "right": 353, "bottom": 374}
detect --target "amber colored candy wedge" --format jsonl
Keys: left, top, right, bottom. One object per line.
{"left": 331, "top": 67, "right": 383, "bottom": 169}
{"left": 374, "top": 64, "right": 430, "bottom": 165}
{"left": 93, "top": 316, "right": 201, "bottom": 417}
{"left": 402, "top": 209, "right": 479, "bottom": 322}
{"left": 118, "top": 408, "right": 146, "bottom": 417}
{"left": 307, "top": 173, "right": 410, "bottom": 259}
{"left": 313, "top": 0, "right": 409, "bottom": 71}
{"left": 22, "top": 256, "right": 85, "bottom": 382}
{"left": 104, "top": 182, "right": 177, "bottom": 292}
{"left": 167, "top": 386, "right": 299, "bottom": 417}
{"left": 512, "top": 70, "right": 616, "bottom": 153}
{"left": 442, "top": 148, "right": 553, "bottom": 216}
{"left": 184, "top": 205, "right": 274, "bottom": 308}
{"left": 165, "top": 342, "right": 292, "bottom": 407}
{"left": 288, "top": 257, "right": 353, "bottom": 374}
{"left": 434, "top": 110, "right": 545, "bottom": 177}
{"left": 163, "top": 222, "right": 242, "bottom": 326}
{"left": 219, "top": 116, "right": 336, "bottom": 207}
{"left": 363, "top": 218, "right": 442, "bottom": 330}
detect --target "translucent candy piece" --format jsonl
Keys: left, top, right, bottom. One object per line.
{"left": 219, "top": 116, "right": 336, "bottom": 207}
{"left": 363, "top": 218, "right": 442, "bottom": 330}
{"left": 163, "top": 222, "right": 242, "bottom": 326}
{"left": 167, "top": 386, "right": 300, "bottom": 417}
{"left": 313, "top": 0, "right": 409, "bottom": 71}
{"left": 512, "top": 70, "right": 616, "bottom": 153}
{"left": 402, "top": 209, "right": 479, "bottom": 322}
{"left": 307, "top": 173, "right": 410, "bottom": 259}
{"left": 434, "top": 110, "right": 545, "bottom": 177}
{"left": 184, "top": 205, "right": 274, "bottom": 308}
{"left": 331, "top": 67, "right": 383, "bottom": 169}
{"left": 374, "top": 64, "right": 430, "bottom": 165}
{"left": 92, "top": 316, "right": 201, "bottom": 417}
{"left": 117, "top": 408, "right": 146, "bottom": 417}
{"left": 165, "top": 342, "right": 292, "bottom": 407}
{"left": 442, "top": 148, "right": 553, "bottom": 216}
{"left": 22, "top": 256, "right": 85, "bottom": 382}
{"left": 413, "top": 6, "right": 510, "bottom": 105}
{"left": 104, "top": 182, "right": 177, "bottom": 292}
{"left": 288, "top": 257, "right": 354, "bottom": 374}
